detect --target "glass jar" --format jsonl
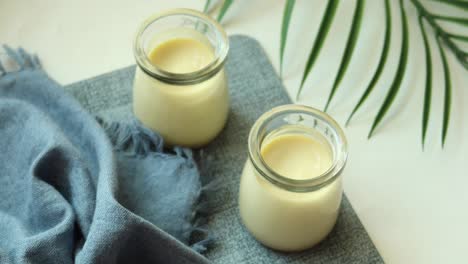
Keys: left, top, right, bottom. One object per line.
{"left": 133, "top": 9, "right": 229, "bottom": 148}
{"left": 239, "top": 104, "right": 348, "bottom": 251}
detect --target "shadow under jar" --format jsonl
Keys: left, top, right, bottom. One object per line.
{"left": 239, "top": 104, "right": 348, "bottom": 251}
{"left": 133, "top": 9, "right": 229, "bottom": 148}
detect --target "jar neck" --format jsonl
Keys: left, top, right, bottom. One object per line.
{"left": 133, "top": 9, "right": 229, "bottom": 85}
{"left": 248, "top": 105, "right": 348, "bottom": 192}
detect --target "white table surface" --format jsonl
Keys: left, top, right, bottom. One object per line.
{"left": 1, "top": 0, "right": 467, "bottom": 263}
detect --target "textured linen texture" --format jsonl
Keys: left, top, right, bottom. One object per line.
{"left": 66, "top": 35, "right": 383, "bottom": 263}
{"left": 0, "top": 47, "right": 209, "bottom": 264}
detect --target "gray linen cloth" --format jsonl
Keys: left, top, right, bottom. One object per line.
{"left": 0, "top": 46, "right": 210, "bottom": 263}
{"left": 65, "top": 35, "right": 383, "bottom": 263}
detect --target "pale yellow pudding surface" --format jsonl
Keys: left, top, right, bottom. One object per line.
{"left": 261, "top": 134, "right": 332, "bottom": 180}
{"left": 149, "top": 38, "right": 214, "bottom": 74}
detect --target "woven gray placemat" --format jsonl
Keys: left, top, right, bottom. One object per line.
{"left": 65, "top": 35, "right": 383, "bottom": 264}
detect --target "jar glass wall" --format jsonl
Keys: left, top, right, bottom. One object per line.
{"left": 239, "top": 104, "right": 348, "bottom": 251}
{"left": 133, "top": 9, "right": 229, "bottom": 147}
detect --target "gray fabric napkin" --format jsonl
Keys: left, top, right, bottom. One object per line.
{"left": 0, "top": 47, "right": 210, "bottom": 264}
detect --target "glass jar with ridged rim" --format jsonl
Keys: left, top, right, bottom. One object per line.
{"left": 133, "top": 8, "right": 229, "bottom": 148}
{"left": 239, "top": 104, "right": 348, "bottom": 251}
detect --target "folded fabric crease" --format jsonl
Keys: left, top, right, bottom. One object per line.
{"left": 0, "top": 46, "right": 211, "bottom": 264}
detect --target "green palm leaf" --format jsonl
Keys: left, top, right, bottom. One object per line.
{"left": 433, "top": 15, "right": 468, "bottom": 26}
{"left": 296, "top": 0, "right": 339, "bottom": 100}
{"left": 217, "top": 0, "right": 234, "bottom": 22}
{"left": 280, "top": 0, "right": 296, "bottom": 77}
{"left": 448, "top": 33, "right": 468, "bottom": 42}
{"left": 430, "top": 0, "right": 468, "bottom": 11}
{"left": 411, "top": 0, "right": 468, "bottom": 70}
{"left": 214, "top": 0, "right": 466, "bottom": 146}
{"left": 437, "top": 37, "right": 452, "bottom": 147}
{"left": 368, "top": 0, "right": 409, "bottom": 138}
{"left": 419, "top": 16, "right": 433, "bottom": 149}
{"left": 203, "top": 0, "right": 212, "bottom": 12}
{"left": 346, "top": 0, "right": 391, "bottom": 126}
{"left": 324, "top": 0, "right": 365, "bottom": 112}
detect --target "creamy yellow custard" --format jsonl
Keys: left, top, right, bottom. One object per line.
{"left": 239, "top": 132, "right": 342, "bottom": 251}
{"left": 261, "top": 134, "right": 332, "bottom": 180}
{"left": 133, "top": 29, "right": 229, "bottom": 147}
{"left": 149, "top": 38, "right": 213, "bottom": 74}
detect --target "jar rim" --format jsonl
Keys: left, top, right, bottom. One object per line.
{"left": 133, "top": 8, "right": 229, "bottom": 85}
{"left": 248, "top": 104, "right": 348, "bottom": 192}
